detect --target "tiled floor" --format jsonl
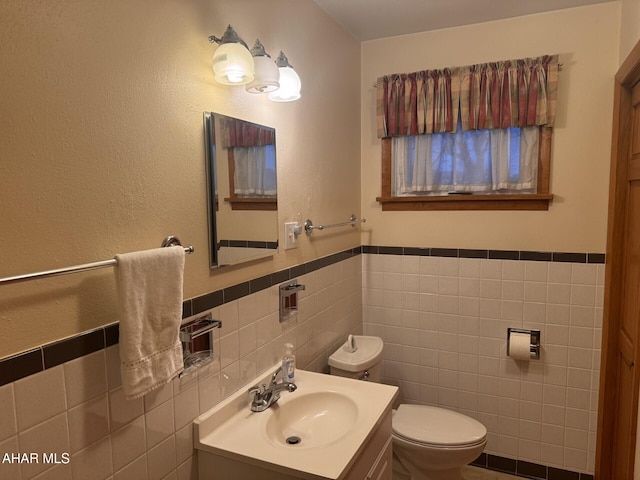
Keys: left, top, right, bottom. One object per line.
{"left": 462, "top": 466, "right": 520, "bottom": 480}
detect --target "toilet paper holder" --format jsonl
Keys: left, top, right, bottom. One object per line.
{"left": 507, "top": 328, "right": 541, "bottom": 360}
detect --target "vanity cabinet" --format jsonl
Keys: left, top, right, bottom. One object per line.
{"left": 343, "top": 409, "right": 392, "bottom": 480}
{"left": 198, "top": 407, "right": 393, "bottom": 480}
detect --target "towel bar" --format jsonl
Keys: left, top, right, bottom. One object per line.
{"left": 0, "top": 236, "right": 194, "bottom": 286}
{"left": 303, "top": 214, "right": 366, "bottom": 236}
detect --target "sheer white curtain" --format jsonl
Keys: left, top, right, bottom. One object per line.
{"left": 392, "top": 123, "right": 539, "bottom": 196}
{"left": 233, "top": 145, "right": 277, "bottom": 197}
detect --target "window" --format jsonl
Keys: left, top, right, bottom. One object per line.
{"left": 375, "top": 55, "right": 557, "bottom": 211}
{"left": 378, "top": 128, "right": 552, "bottom": 210}
{"left": 393, "top": 121, "right": 540, "bottom": 195}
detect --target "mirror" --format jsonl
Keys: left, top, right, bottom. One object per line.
{"left": 204, "top": 112, "right": 279, "bottom": 268}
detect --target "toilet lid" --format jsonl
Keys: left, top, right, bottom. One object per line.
{"left": 392, "top": 405, "right": 487, "bottom": 447}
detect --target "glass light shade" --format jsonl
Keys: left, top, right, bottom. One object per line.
{"left": 268, "top": 66, "right": 301, "bottom": 102}
{"left": 246, "top": 55, "right": 280, "bottom": 93}
{"left": 212, "top": 43, "right": 254, "bottom": 85}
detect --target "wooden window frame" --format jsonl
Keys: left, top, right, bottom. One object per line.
{"left": 224, "top": 148, "right": 277, "bottom": 211}
{"left": 376, "top": 127, "right": 553, "bottom": 211}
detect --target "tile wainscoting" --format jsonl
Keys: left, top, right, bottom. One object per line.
{"left": 0, "top": 249, "right": 362, "bottom": 480}
{"left": 362, "top": 247, "right": 604, "bottom": 476}
{"left": 0, "top": 246, "right": 604, "bottom": 479}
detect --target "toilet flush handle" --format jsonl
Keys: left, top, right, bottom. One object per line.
{"left": 346, "top": 334, "right": 357, "bottom": 353}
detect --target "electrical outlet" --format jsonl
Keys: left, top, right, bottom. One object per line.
{"left": 284, "top": 222, "right": 299, "bottom": 250}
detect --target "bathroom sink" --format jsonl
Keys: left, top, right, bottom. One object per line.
{"left": 265, "top": 391, "right": 358, "bottom": 448}
{"left": 194, "top": 367, "right": 398, "bottom": 479}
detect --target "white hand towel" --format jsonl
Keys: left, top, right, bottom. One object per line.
{"left": 115, "top": 247, "right": 185, "bottom": 399}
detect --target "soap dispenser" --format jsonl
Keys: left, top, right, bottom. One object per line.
{"left": 282, "top": 343, "right": 296, "bottom": 382}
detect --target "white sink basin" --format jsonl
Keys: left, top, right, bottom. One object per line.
{"left": 265, "top": 391, "right": 358, "bottom": 448}
{"left": 194, "top": 367, "right": 398, "bottom": 480}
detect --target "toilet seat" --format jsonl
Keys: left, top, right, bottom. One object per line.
{"left": 393, "top": 431, "right": 487, "bottom": 450}
{"left": 392, "top": 405, "right": 487, "bottom": 448}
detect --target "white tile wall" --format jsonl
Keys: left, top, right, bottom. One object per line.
{"left": 0, "top": 256, "right": 362, "bottom": 480}
{"left": 0, "top": 253, "right": 603, "bottom": 478}
{"left": 362, "top": 253, "right": 603, "bottom": 475}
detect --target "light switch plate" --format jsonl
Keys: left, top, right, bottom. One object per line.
{"left": 284, "top": 222, "right": 299, "bottom": 250}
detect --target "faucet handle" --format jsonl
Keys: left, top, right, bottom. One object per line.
{"left": 271, "top": 366, "right": 283, "bottom": 385}
{"left": 248, "top": 385, "right": 263, "bottom": 397}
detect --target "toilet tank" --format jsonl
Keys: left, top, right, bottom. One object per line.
{"left": 328, "top": 335, "right": 383, "bottom": 382}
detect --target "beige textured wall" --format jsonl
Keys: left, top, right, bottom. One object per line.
{"left": 360, "top": 3, "right": 620, "bottom": 253}
{"left": 0, "top": 0, "right": 361, "bottom": 359}
{"left": 620, "top": 0, "right": 640, "bottom": 62}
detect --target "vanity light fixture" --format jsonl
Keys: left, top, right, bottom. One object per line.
{"left": 246, "top": 40, "right": 280, "bottom": 94}
{"left": 208, "top": 25, "right": 254, "bottom": 85}
{"left": 268, "top": 51, "right": 301, "bottom": 102}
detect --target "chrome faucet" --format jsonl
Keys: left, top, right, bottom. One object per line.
{"left": 248, "top": 366, "right": 297, "bottom": 412}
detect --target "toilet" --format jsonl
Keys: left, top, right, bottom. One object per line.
{"left": 328, "top": 335, "right": 487, "bottom": 480}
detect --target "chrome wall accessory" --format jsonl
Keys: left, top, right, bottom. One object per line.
{"left": 0, "top": 236, "right": 194, "bottom": 286}
{"left": 161, "top": 235, "right": 186, "bottom": 248}
{"left": 303, "top": 214, "right": 366, "bottom": 236}
{"left": 507, "top": 328, "right": 541, "bottom": 360}
{"left": 279, "top": 280, "right": 305, "bottom": 322}
{"left": 179, "top": 313, "right": 222, "bottom": 378}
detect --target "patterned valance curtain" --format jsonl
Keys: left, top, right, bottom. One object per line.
{"left": 376, "top": 54, "right": 559, "bottom": 138}
{"left": 222, "top": 118, "right": 275, "bottom": 147}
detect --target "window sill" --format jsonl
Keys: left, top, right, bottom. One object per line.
{"left": 375, "top": 194, "right": 553, "bottom": 211}
{"left": 224, "top": 197, "right": 277, "bottom": 211}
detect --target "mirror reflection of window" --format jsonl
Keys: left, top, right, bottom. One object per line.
{"left": 222, "top": 117, "right": 277, "bottom": 211}
{"left": 232, "top": 144, "right": 277, "bottom": 197}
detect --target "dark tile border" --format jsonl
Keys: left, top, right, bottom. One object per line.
{"left": 518, "top": 459, "right": 547, "bottom": 479}
{"left": 0, "top": 244, "right": 604, "bottom": 387}
{"left": 587, "top": 253, "right": 605, "bottom": 264}
{"left": 459, "top": 249, "right": 489, "bottom": 259}
{"left": 488, "top": 454, "right": 517, "bottom": 474}
{"left": 364, "top": 246, "right": 605, "bottom": 264}
{"left": 0, "top": 349, "right": 43, "bottom": 386}
{"left": 520, "top": 251, "right": 553, "bottom": 262}
{"left": 431, "top": 247, "right": 459, "bottom": 257}
{"left": 472, "top": 453, "right": 593, "bottom": 480}
{"left": 105, "top": 323, "right": 119, "bottom": 347}
{"left": 552, "top": 252, "right": 587, "bottom": 264}
{"left": 218, "top": 240, "right": 279, "bottom": 250}
{"left": 378, "top": 246, "right": 404, "bottom": 255}
{"left": 0, "top": 327, "right": 113, "bottom": 386}
{"left": 489, "top": 250, "right": 520, "bottom": 260}
{"left": 43, "top": 328, "right": 105, "bottom": 369}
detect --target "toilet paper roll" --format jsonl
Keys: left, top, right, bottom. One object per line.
{"left": 508, "top": 332, "right": 531, "bottom": 361}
